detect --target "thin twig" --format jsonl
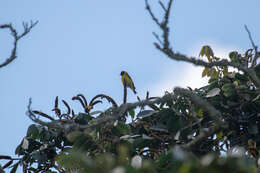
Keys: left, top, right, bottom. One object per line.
{"left": 244, "top": 25, "right": 258, "bottom": 67}
{"left": 159, "top": 1, "right": 167, "bottom": 12}
{"left": 245, "top": 25, "right": 257, "bottom": 52}
{"left": 145, "top": 1, "right": 260, "bottom": 87}
{"left": 156, "top": 47, "right": 260, "bottom": 87}
{"left": 32, "top": 110, "right": 55, "bottom": 121}
{"left": 0, "top": 21, "right": 38, "bottom": 68}
{"left": 145, "top": 0, "right": 161, "bottom": 26}
{"left": 152, "top": 32, "right": 163, "bottom": 46}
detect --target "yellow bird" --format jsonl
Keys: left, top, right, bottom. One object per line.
{"left": 120, "top": 71, "right": 137, "bottom": 94}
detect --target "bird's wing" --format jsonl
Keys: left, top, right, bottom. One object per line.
{"left": 125, "top": 72, "right": 136, "bottom": 89}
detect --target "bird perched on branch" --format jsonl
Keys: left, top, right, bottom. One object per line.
{"left": 120, "top": 71, "right": 137, "bottom": 94}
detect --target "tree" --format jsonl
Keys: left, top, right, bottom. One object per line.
{"left": 1, "top": 0, "right": 260, "bottom": 172}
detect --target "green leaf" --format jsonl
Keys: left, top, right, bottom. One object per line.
{"left": 221, "top": 83, "right": 236, "bottom": 97}
{"left": 202, "top": 68, "right": 208, "bottom": 77}
{"left": 206, "top": 88, "right": 220, "bottom": 98}
{"left": 229, "top": 51, "right": 241, "bottom": 63}
{"left": 235, "top": 73, "right": 248, "bottom": 82}
{"left": 150, "top": 125, "right": 169, "bottom": 133}
{"left": 208, "top": 77, "right": 218, "bottom": 84}
{"left": 40, "top": 129, "right": 52, "bottom": 142}
{"left": 207, "top": 68, "right": 217, "bottom": 77}
{"left": 66, "top": 131, "right": 83, "bottom": 142}
{"left": 137, "top": 110, "right": 157, "bottom": 118}
{"left": 71, "top": 133, "right": 94, "bottom": 151}
{"left": 223, "top": 66, "right": 229, "bottom": 76}
{"left": 216, "top": 131, "right": 223, "bottom": 140}
{"left": 111, "top": 122, "right": 131, "bottom": 136}
{"left": 128, "top": 109, "right": 135, "bottom": 119}
{"left": 199, "top": 45, "right": 214, "bottom": 61}
{"left": 33, "top": 152, "right": 48, "bottom": 164}
{"left": 26, "top": 124, "right": 39, "bottom": 139}
{"left": 197, "top": 108, "right": 203, "bottom": 118}
{"left": 157, "top": 109, "right": 186, "bottom": 133}
{"left": 74, "top": 113, "right": 93, "bottom": 125}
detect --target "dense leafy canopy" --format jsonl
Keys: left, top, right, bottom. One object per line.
{"left": 1, "top": 1, "right": 260, "bottom": 173}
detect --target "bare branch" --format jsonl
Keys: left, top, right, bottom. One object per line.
{"left": 152, "top": 32, "right": 163, "bottom": 46}
{"left": 0, "top": 21, "right": 38, "bottom": 68}
{"left": 155, "top": 46, "right": 260, "bottom": 87}
{"left": 62, "top": 100, "right": 71, "bottom": 115}
{"left": 145, "top": 0, "right": 161, "bottom": 26}
{"left": 244, "top": 25, "right": 257, "bottom": 52}
{"left": 72, "top": 95, "right": 86, "bottom": 110}
{"left": 145, "top": 0, "right": 173, "bottom": 50}
{"left": 159, "top": 1, "right": 167, "bottom": 12}
{"left": 32, "top": 110, "right": 55, "bottom": 121}
{"left": 244, "top": 25, "right": 259, "bottom": 67}
{"left": 145, "top": 1, "right": 260, "bottom": 87}
{"left": 27, "top": 98, "right": 73, "bottom": 131}
{"left": 89, "top": 94, "right": 118, "bottom": 108}
{"left": 145, "top": 1, "right": 260, "bottom": 88}
{"left": 77, "top": 94, "right": 88, "bottom": 107}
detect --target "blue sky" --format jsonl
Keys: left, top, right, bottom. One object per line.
{"left": 1, "top": 0, "right": 260, "bottom": 171}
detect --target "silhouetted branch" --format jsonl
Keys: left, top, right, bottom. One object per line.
{"left": 62, "top": 100, "right": 71, "bottom": 115}
{"left": 89, "top": 94, "right": 118, "bottom": 108}
{"left": 145, "top": 0, "right": 260, "bottom": 88}
{"left": 0, "top": 155, "right": 22, "bottom": 171}
{"left": 145, "top": 0, "right": 173, "bottom": 49}
{"left": 77, "top": 94, "right": 88, "bottom": 107}
{"left": 32, "top": 110, "right": 55, "bottom": 121}
{"left": 0, "top": 20, "right": 38, "bottom": 68}
{"left": 244, "top": 25, "right": 259, "bottom": 67}
{"left": 52, "top": 96, "right": 61, "bottom": 118}
{"left": 145, "top": 0, "right": 161, "bottom": 26}
{"left": 72, "top": 95, "right": 86, "bottom": 110}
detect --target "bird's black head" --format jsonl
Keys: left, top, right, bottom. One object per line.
{"left": 120, "top": 71, "right": 125, "bottom": 76}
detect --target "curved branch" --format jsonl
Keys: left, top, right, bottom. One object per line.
{"left": 0, "top": 21, "right": 38, "bottom": 68}
{"left": 145, "top": 0, "right": 260, "bottom": 88}
{"left": 156, "top": 46, "right": 260, "bottom": 87}
{"left": 89, "top": 94, "right": 118, "bottom": 108}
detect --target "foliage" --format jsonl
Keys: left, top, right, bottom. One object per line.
{"left": 1, "top": 43, "right": 260, "bottom": 172}
{"left": 1, "top": 0, "right": 260, "bottom": 173}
